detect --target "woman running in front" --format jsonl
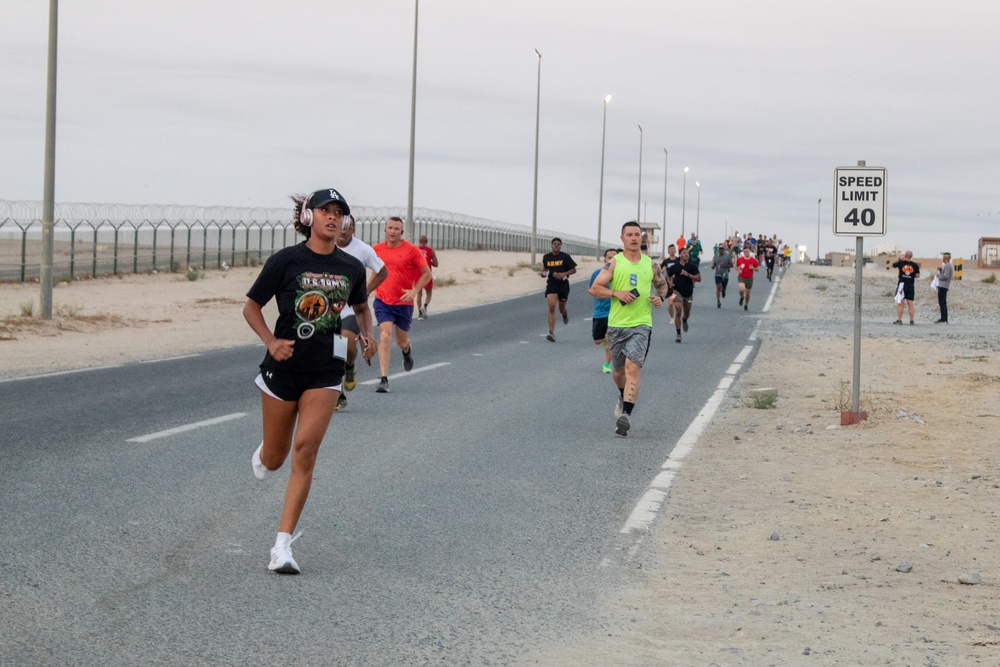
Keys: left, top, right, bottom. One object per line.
{"left": 243, "top": 188, "right": 376, "bottom": 574}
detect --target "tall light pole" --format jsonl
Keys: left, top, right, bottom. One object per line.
{"left": 695, "top": 181, "right": 701, "bottom": 238}
{"left": 661, "top": 149, "right": 668, "bottom": 257}
{"left": 406, "top": 0, "right": 419, "bottom": 240}
{"left": 816, "top": 198, "right": 822, "bottom": 263}
{"left": 636, "top": 125, "right": 643, "bottom": 225}
{"left": 530, "top": 49, "right": 542, "bottom": 264}
{"left": 681, "top": 166, "right": 689, "bottom": 238}
{"left": 39, "top": 0, "right": 59, "bottom": 319}
{"left": 596, "top": 95, "right": 611, "bottom": 259}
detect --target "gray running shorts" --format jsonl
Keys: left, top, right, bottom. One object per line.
{"left": 340, "top": 314, "right": 361, "bottom": 336}
{"left": 607, "top": 324, "right": 652, "bottom": 370}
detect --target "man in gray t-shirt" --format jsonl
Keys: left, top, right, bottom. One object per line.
{"left": 711, "top": 245, "right": 733, "bottom": 309}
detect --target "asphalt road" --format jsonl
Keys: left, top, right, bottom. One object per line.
{"left": 0, "top": 267, "right": 768, "bottom": 665}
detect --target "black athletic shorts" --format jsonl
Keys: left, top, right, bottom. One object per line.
{"left": 255, "top": 368, "right": 343, "bottom": 402}
{"left": 545, "top": 280, "right": 570, "bottom": 301}
{"left": 592, "top": 316, "right": 609, "bottom": 341}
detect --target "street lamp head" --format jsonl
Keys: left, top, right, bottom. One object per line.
{"left": 535, "top": 49, "right": 541, "bottom": 58}
{"left": 684, "top": 166, "right": 689, "bottom": 173}
{"left": 604, "top": 94, "right": 612, "bottom": 103}
{"left": 696, "top": 181, "right": 700, "bottom": 188}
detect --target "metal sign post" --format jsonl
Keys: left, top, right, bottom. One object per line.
{"left": 833, "top": 161, "right": 887, "bottom": 423}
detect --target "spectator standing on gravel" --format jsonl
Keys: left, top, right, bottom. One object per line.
{"left": 934, "top": 252, "right": 953, "bottom": 323}
{"left": 892, "top": 251, "right": 920, "bottom": 325}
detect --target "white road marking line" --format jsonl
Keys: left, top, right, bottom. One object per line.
{"left": 142, "top": 354, "right": 201, "bottom": 363}
{"left": 762, "top": 273, "right": 781, "bottom": 312}
{"left": 619, "top": 343, "right": 756, "bottom": 538}
{"left": 128, "top": 412, "right": 247, "bottom": 443}
{"left": 0, "top": 364, "right": 125, "bottom": 383}
{"left": 358, "top": 362, "right": 451, "bottom": 385}
{"left": 621, "top": 489, "right": 669, "bottom": 534}
{"left": 2, "top": 353, "right": 202, "bottom": 384}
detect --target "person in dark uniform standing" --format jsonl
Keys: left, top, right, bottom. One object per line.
{"left": 892, "top": 251, "right": 920, "bottom": 325}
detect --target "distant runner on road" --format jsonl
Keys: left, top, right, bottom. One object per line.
{"left": 540, "top": 238, "right": 577, "bottom": 342}
{"left": 416, "top": 235, "right": 438, "bottom": 320}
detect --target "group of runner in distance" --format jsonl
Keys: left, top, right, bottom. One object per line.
{"left": 544, "top": 226, "right": 789, "bottom": 438}
{"left": 243, "top": 187, "right": 789, "bottom": 574}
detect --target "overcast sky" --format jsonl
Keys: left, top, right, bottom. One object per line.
{"left": 3, "top": 0, "right": 998, "bottom": 258}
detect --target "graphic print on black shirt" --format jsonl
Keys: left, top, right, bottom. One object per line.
{"left": 293, "top": 272, "right": 353, "bottom": 339}
{"left": 542, "top": 251, "right": 577, "bottom": 285}
{"left": 247, "top": 243, "right": 367, "bottom": 374}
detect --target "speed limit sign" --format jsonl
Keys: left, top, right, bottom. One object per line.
{"left": 833, "top": 166, "right": 887, "bottom": 236}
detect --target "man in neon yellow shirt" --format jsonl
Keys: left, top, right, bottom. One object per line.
{"left": 588, "top": 221, "right": 669, "bottom": 436}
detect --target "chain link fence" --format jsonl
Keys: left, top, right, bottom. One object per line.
{"left": 0, "top": 200, "right": 597, "bottom": 282}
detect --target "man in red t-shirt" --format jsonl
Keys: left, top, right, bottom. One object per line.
{"left": 735, "top": 246, "right": 760, "bottom": 311}
{"left": 372, "top": 216, "right": 431, "bottom": 393}
{"left": 416, "top": 235, "right": 439, "bottom": 320}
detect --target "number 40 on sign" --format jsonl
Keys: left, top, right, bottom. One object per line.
{"left": 833, "top": 166, "right": 887, "bottom": 237}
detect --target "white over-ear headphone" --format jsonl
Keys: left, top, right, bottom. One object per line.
{"left": 299, "top": 193, "right": 313, "bottom": 227}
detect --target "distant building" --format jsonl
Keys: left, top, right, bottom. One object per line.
{"left": 978, "top": 237, "right": 1000, "bottom": 268}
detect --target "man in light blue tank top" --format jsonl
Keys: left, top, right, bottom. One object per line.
{"left": 587, "top": 221, "right": 669, "bottom": 437}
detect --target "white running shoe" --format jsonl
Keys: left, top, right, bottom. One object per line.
{"left": 614, "top": 395, "right": 624, "bottom": 418}
{"left": 252, "top": 441, "right": 270, "bottom": 481}
{"left": 268, "top": 531, "right": 302, "bottom": 574}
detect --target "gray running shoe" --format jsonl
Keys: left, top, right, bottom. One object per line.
{"left": 614, "top": 395, "right": 624, "bottom": 418}
{"left": 376, "top": 377, "right": 389, "bottom": 393}
{"left": 402, "top": 347, "right": 414, "bottom": 371}
{"left": 615, "top": 414, "right": 631, "bottom": 437}
{"left": 562, "top": 311, "right": 569, "bottom": 325}
{"left": 546, "top": 332, "right": 555, "bottom": 342}
{"left": 682, "top": 318, "right": 689, "bottom": 332}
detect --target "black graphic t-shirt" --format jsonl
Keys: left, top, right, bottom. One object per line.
{"left": 667, "top": 261, "right": 700, "bottom": 298}
{"left": 542, "top": 251, "right": 577, "bottom": 286}
{"left": 893, "top": 259, "right": 920, "bottom": 285}
{"left": 247, "top": 242, "right": 367, "bottom": 374}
